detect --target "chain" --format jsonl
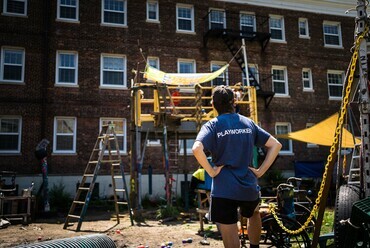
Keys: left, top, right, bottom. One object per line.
{"left": 269, "top": 26, "right": 368, "bottom": 234}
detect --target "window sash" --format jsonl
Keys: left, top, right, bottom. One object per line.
{"left": 324, "top": 24, "right": 340, "bottom": 46}
{"left": 147, "top": 1, "right": 158, "bottom": 21}
{"left": 5, "top": 0, "right": 26, "bottom": 15}
{"left": 57, "top": 52, "right": 77, "bottom": 84}
{"left": 0, "top": 117, "right": 21, "bottom": 153}
{"left": 209, "top": 10, "right": 225, "bottom": 29}
{"left": 299, "top": 19, "right": 308, "bottom": 37}
{"left": 302, "top": 69, "right": 312, "bottom": 90}
{"left": 102, "top": 55, "right": 126, "bottom": 86}
{"left": 1, "top": 48, "right": 24, "bottom": 82}
{"left": 327, "top": 72, "right": 343, "bottom": 98}
{"left": 178, "top": 61, "right": 195, "bottom": 73}
{"left": 177, "top": 6, "right": 193, "bottom": 31}
{"left": 276, "top": 124, "right": 292, "bottom": 153}
{"left": 103, "top": 0, "right": 126, "bottom": 25}
{"left": 101, "top": 119, "right": 126, "bottom": 153}
{"left": 54, "top": 117, "right": 76, "bottom": 153}
{"left": 272, "top": 68, "right": 287, "bottom": 95}
{"left": 211, "top": 63, "right": 228, "bottom": 86}
{"left": 59, "top": 0, "right": 78, "bottom": 20}
{"left": 270, "top": 17, "right": 284, "bottom": 40}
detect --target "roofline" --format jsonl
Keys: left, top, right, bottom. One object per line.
{"left": 215, "top": 0, "right": 357, "bottom": 17}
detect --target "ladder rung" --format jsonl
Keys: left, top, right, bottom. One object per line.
{"left": 348, "top": 181, "right": 361, "bottom": 185}
{"left": 68, "top": 214, "right": 81, "bottom": 219}
{"left": 350, "top": 168, "right": 361, "bottom": 171}
{"left": 93, "top": 149, "right": 101, "bottom": 152}
{"left": 102, "top": 160, "right": 121, "bottom": 163}
{"left": 78, "top": 187, "right": 90, "bottom": 190}
{"left": 114, "top": 176, "right": 123, "bottom": 179}
{"left": 89, "top": 161, "right": 99, "bottom": 164}
{"left": 73, "top": 201, "right": 85, "bottom": 205}
{"left": 84, "top": 174, "right": 94, "bottom": 177}
{"left": 117, "top": 202, "right": 128, "bottom": 205}
{"left": 112, "top": 163, "right": 121, "bottom": 166}
{"left": 353, "top": 155, "right": 360, "bottom": 159}
{"left": 115, "top": 189, "right": 126, "bottom": 192}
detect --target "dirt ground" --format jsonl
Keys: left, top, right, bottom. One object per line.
{"left": 0, "top": 209, "right": 229, "bottom": 248}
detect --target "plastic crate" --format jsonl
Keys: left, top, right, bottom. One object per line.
{"left": 351, "top": 197, "right": 370, "bottom": 227}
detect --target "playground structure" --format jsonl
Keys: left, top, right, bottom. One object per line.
{"left": 130, "top": 82, "right": 258, "bottom": 208}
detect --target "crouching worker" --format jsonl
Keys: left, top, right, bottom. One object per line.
{"left": 192, "top": 85, "right": 282, "bottom": 248}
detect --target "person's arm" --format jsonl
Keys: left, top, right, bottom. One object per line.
{"left": 249, "top": 136, "right": 282, "bottom": 178}
{"left": 192, "top": 141, "right": 223, "bottom": 178}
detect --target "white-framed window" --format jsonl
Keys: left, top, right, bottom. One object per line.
{"left": 102, "top": 0, "right": 127, "bottom": 26}
{"left": 269, "top": 15, "right": 285, "bottom": 42}
{"left": 0, "top": 47, "right": 25, "bottom": 83}
{"left": 148, "top": 56, "right": 159, "bottom": 69}
{"left": 323, "top": 21, "right": 342, "bottom": 47}
{"left": 146, "top": 1, "right": 159, "bottom": 22}
{"left": 327, "top": 70, "right": 344, "bottom": 100}
{"left": 178, "top": 59, "right": 195, "bottom": 74}
{"left": 179, "top": 139, "right": 194, "bottom": 155}
{"left": 240, "top": 12, "right": 256, "bottom": 34}
{"left": 302, "top": 68, "right": 313, "bottom": 91}
{"left": 100, "top": 118, "right": 127, "bottom": 154}
{"left": 176, "top": 4, "right": 194, "bottom": 33}
{"left": 56, "top": 51, "right": 78, "bottom": 86}
{"left": 306, "top": 123, "right": 318, "bottom": 148}
{"left": 57, "top": 0, "right": 79, "bottom": 22}
{"left": 3, "top": 0, "right": 27, "bottom": 16}
{"left": 0, "top": 116, "right": 22, "bottom": 154}
{"left": 272, "top": 66, "right": 288, "bottom": 96}
{"left": 298, "top": 18, "right": 309, "bottom": 38}
{"left": 53, "top": 117, "right": 77, "bottom": 154}
{"left": 100, "top": 54, "right": 126, "bottom": 88}
{"left": 243, "top": 65, "right": 259, "bottom": 87}
{"left": 211, "top": 61, "right": 228, "bottom": 86}
{"left": 275, "top": 123, "right": 293, "bottom": 155}
{"left": 209, "top": 9, "right": 226, "bottom": 30}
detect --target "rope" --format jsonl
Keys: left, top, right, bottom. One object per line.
{"left": 269, "top": 26, "right": 369, "bottom": 234}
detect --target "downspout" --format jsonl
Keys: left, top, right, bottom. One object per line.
{"left": 41, "top": 0, "right": 50, "bottom": 138}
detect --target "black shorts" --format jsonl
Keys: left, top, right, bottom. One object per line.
{"left": 209, "top": 197, "right": 260, "bottom": 224}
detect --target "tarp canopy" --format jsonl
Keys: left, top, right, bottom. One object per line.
{"left": 276, "top": 113, "right": 361, "bottom": 148}
{"left": 144, "top": 64, "right": 229, "bottom": 85}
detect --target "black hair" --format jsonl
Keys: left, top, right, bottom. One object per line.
{"left": 212, "top": 85, "right": 235, "bottom": 114}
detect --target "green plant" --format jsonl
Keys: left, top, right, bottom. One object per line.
{"left": 49, "top": 182, "right": 72, "bottom": 213}
{"left": 156, "top": 205, "right": 179, "bottom": 220}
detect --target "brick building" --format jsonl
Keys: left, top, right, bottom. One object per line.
{"left": 0, "top": 0, "right": 357, "bottom": 197}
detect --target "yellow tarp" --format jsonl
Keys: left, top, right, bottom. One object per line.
{"left": 276, "top": 113, "right": 361, "bottom": 148}
{"left": 144, "top": 64, "right": 229, "bottom": 85}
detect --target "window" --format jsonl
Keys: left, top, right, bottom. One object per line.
{"left": 101, "top": 54, "right": 126, "bottom": 88}
{"left": 327, "top": 70, "right": 344, "bottom": 99}
{"left": 148, "top": 56, "right": 159, "bottom": 69}
{"left": 306, "top": 123, "right": 318, "bottom": 148}
{"left": 240, "top": 12, "right": 256, "bottom": 35}
{"left": 53, "top": 117, "right": 76, "bottom": 153}
{"left": 269, "top": 15, "right": 285, "bottom": 41}
{"left": 102, "top": 0, "right": 127, "bottom": 26}
{"left": 323, "top": 21, "right": 342, "bottom": 47}
{"left": 243, "top": 65, "right": 259, "bottom": 87}
{"left": 146, "top": 1, "right": 159, "bottom": 22}
{"left": 275, "top": 123, "right": 292, "bottom": 154}
{"left": 56, "top": 51, "right": 78, "bottom": 86}
{"left": 3, "top": 0, "right": 27, "bottom": 16}
{"left": 298, "top": 18, "right": 309, "bottom": 38}
{"left": 1, "top": 47, "right": 25, "bottom": 83}
{"left": 0, "top": 116, "right": 21, "bottom": 153}
{"left": 211, "top": 62, "right": 228, "bottom": 86}
{"left": 179, "top": 139, "right": 194, "bottom": 155}
{"left": 100, "top": 118, "right": 127, "bottom": 154}
{"left": 176, "top": 4, "right": 194, "bottom": 32}
{"left": 178, "top": 59, "right": 195, "bottom": 73}
{"left": 302, "top": 68, "right": 313, "bottom": 91}
{"left": 272, "top": 66, "right": 288, "bottom": 96}
{"left": 209, "top": 9, "right": 225, "bottom": 30}
{"left": 57, "top": 0, "right": 79, "bottom": 21}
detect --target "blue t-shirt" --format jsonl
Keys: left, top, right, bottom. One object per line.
{"left": 195, "top": 113, "right": 270, "bottom": 201}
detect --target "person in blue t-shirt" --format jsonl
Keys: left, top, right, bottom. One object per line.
{"left": 192, "top": 85, "right": 281, "bottom": 248}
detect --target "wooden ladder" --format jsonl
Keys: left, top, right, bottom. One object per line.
{"left": 348, "top": 143, "right": 361, "bottom": 186}
{"left": 63, "top": 123, "right": 133, "bottom": 231}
